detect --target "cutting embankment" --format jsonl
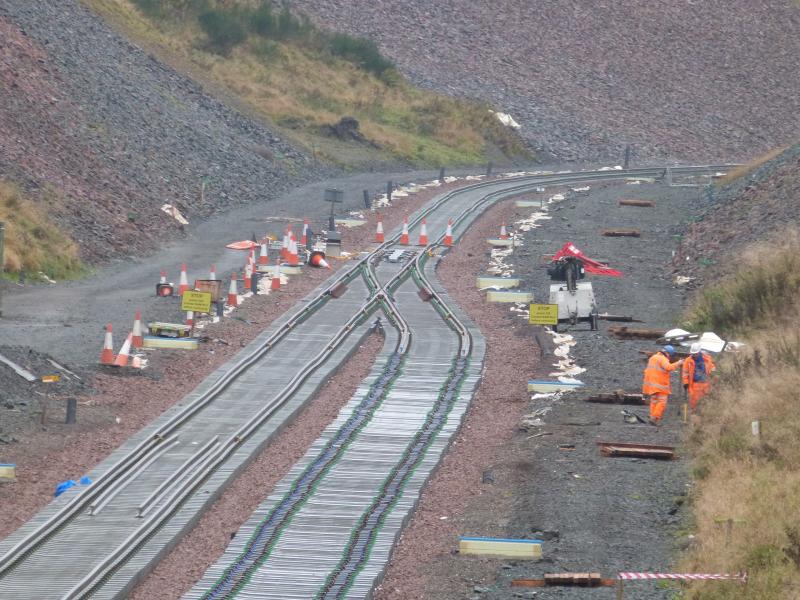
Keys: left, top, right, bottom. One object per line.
{"left": 0, "top": 0, "right": 527, "bottom": 279}
{"left": 676, "top": 143, "right": 800, "bottom": 599}
{"left": 294, "top": 0, "right": 800, "bottom": 162}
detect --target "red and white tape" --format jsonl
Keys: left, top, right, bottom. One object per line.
{"left": 619, "top": 572, "right": 747, "bottom": 583}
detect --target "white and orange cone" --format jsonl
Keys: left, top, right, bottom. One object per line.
{"left": 375, "top": 215, "right": 385, "bottom": 243}
{"left": 259, "top": 241, "right": 269, "bottom": 266}
{"left": 227, "top": 272, "right": 239, "bottom": 307}
{"left": 271, "top": 263, "right": 281, "bottom": 290}
{"left": 301, "top": 219, "right": 309, "bottom": 247}
{"left": 132, "top": 311, "right": 144, "bottom": 349}
{"left": 100, "top": 324, "right": 114, "bottom": 365}
{"left": 159, "top": 270, "right": 167, "bottom": 285}
{"left": 308, "top": 251, "right": 331, "bottom": 269}
{"left": 178, "top": 263, "right": 189, "bottom": 296}
{"left": 400, "top": 217, "right": 410, "bottom": 245}
{"left": 114, "top": 333, "right": 133, "bottom": 367}
{"left": 209, "top": 264, "right": 217, "bottom": 280}
{"left": 418, "top": 219, "right": 429, "bottom": 245}
{"left": 288, "top": 236, "right": 299, "bottom": 266}
{"left": 499, "top": 223, "right": 509, "bottom": 240}
{"left": 186, "top": 310, "right": 194, "bottom": 328}
{"left": 444, "top": 219, "right": 454, "bottom": 246}
{"left": 243, "top": 263, "right": 252, "bottom": 292}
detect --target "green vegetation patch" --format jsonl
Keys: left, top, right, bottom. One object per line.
{"left": 0, "top": 181, "right": 86, "bottom": 280}
{"left": 94, "top": 0, "right": 530, "bottom": 166}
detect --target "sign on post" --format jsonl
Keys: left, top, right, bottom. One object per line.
{"left": 181, "top": 290, "right": 213, "bottom": 314}
{"left": 529, "top": 303, "right": 559, "bottom": 325}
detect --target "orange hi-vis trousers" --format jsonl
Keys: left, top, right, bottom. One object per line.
{"left": 688, "top": 382, "right": 710, "bottom": 410}
{"left": 649, "top": 393, "right": 669, "bottom": 422}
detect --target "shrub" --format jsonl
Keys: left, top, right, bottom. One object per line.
{"left": 250, "top": 1, "right": 275, "bottom": 37}
{"left": 328, "top": 33, "right": 394, "bottom": 77}
{"left": 198, "top": 9, "right": 247, "bottom": 55}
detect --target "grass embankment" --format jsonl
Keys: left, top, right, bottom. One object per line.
{"left": 714, "top": 146, "right": 789, "bottom": 187}
{"left": 0, "top": 181, "right": 85, "bottom": 280}
{"left": 84, "top": 0, "right": 529, "bottom": 167}
{"left": 681, "top": 231, "right": 800, "bottom": 599}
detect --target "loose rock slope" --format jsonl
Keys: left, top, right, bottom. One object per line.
{"left": 294, "top": 0, "right": 800, "bottom": 162}
{"left": 0, "top": 0, "right": 327, "bottom": 263}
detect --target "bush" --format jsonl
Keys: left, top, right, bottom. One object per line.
{"left": 198, "top": 9, "right": 247, "bottom": 55}
{"left": 328, "top": 33, "right": 394, "bottom": 77}
{"left": 250, "top": 1, "right": 275, "bottom": 37}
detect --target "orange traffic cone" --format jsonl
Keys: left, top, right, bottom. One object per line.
{"left": 186, "top": 311, "right": 194, "bottom": 328}
{"left": 400, "top": 217, "right": 410, "bottom": 245}
{"left": 114, "top": 333, "right": 133, "bottom": 367}
{"left": 271, "top": 263, "right": 281, "bottom": 290}
{"left": 243, "top": 263, "right": 252, "bottom": 292}
{"left": 301, "top": 218, "right": 309, "bottom": 247}
{"left": 227, "top": 272, "right": 239, "bottom": 307}
{"left": 418, "top": 219, "right": 429, "bottom": 245}
{"left": 132, "top": 311, "right": 144, "bottom": 349}
{"left": 288, "top": 236, "right": 300, "bottom": 266}
{"left": 309, "top": 250, "right": 331, "bottom": 269}
{"left": 209, "top": 264, "right": 217, "bottom": 280}
{"left": 100, "top": 324, "right": 114, "bottom": 365}
{"left": 499, "top": 223, "right": 509, "bottom": 239}
{"left": 178, "top": 263, "right": 189, "bottom": 296}
{"left": 444, "top": 219, "right": 454, "bottom": 246}
{"left": 259, "top": 241, "right": 269, "bottom": 266}
{"left": 375, "top": 215, "right": 385, "bottom": 243}
{"left": 159, "top": 270, "right": 167, "bottom": 284}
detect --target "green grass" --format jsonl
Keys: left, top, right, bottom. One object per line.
{"left": 683, "top": 231, "right": 800, "bottom": 335}
{"left": 83, "top": 0, "right": 530, "bottom": 167}
{"left": 0, "top": 181, "right": 87, "bottom": 280}
{"left": 681, "top": 226, "right": 800, "bottom": 599}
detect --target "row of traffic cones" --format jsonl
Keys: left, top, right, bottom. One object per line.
{"left": 376, "top": 216, "right": 507, "bottom": 246}
{"left": 383, "top": 216, "right": 455, "bottom": 247}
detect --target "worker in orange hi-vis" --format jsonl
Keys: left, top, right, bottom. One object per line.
{"left": 642, "top": 345, "right": 684, "bottom": 425}
{"left": 682, "top": 342, "right": 716, "bottom": 411}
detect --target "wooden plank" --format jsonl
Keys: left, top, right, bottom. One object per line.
{"left": 601, "top": 229, "right": 641, "bottom": 237}
{"left": 608, "top": 326, "right": 665, "bottom": 339}
{"left": 513, "top": 575, "right": 616, "bottom": 588}
{"left": 585, "top": 392, "right": 647, "bottom": 405}
{"left": 459, "top": 536, "right": 542, "bottom": 559}
{"left": 0, "top": 352, "right": 37, "bottom": 382}
{"left": 487, "top": 238, "right": 521, "bottom": 247}
{"left": 598, "top": 441, "right": 675, "bottom": 459}
{"left": 619, "top": 199, "right": 655, "bottom": 207}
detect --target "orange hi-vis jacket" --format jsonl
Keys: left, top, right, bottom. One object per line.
{"left": 642, "top": 351, "right": 682, "bottom": 396}
{"left": 682, "top": 352, "right": 716, "bottom": 387}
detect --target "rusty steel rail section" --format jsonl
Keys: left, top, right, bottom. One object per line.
{"left": 0, "top": 165, "right": 730, "bottom": 599}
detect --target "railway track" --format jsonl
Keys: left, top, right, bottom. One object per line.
{"left": 0, "top": 166, "right": 729, "bottom": 599}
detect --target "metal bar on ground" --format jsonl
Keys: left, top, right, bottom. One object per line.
{"left": 601, "top": 229, "right": 641, "bottom": 237}
{"left": 598, "top": 441, "right": 675, "bottom": 459}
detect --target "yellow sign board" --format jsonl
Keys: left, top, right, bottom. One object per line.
{"left": 529, "top": 303, "right": 559, "bottom": 325}
{"left": 181, "top": 290, "right": 213, "bottom": 314}
{"left": 41, "top": 374, "right": 61, "bottom": 383}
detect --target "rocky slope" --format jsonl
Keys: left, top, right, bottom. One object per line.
{"left": 674, "top": 142, "right": 800, "bottom": 281}
{"left": 0, "top": 0, "right": 327, "bottom": 263}
{"left": 294, "top": 0, "right": 800, "bottom": 162}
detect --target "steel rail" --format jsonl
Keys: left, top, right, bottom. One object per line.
{"left": 0, "top": 164, "right": 732, "bottom": 595}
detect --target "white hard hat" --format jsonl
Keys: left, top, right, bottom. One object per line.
{"left": 690, "top": 342, "right": 702, "bottom": 354}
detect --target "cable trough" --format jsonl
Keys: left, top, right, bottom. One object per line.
{"left": 0, "top": 166, "right": 730, "bottom": 600}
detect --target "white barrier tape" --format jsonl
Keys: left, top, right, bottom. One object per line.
{"left": 619, "top": 572, "right": 747, "bottom": 583}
